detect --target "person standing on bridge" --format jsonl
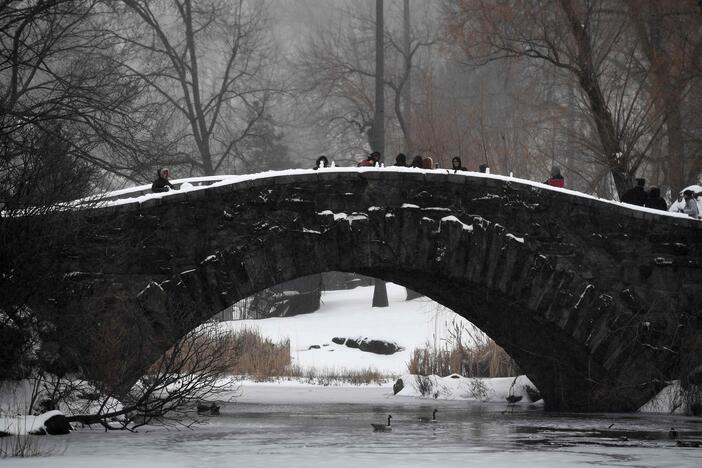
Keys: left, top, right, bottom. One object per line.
{"left": 394, "top": 153, "right": 407, "bottom": 167}
{"left": 313, "top": 155, "right": 329, "bottom": 170}
{"left": 682, "top": 190, "right": 700, "bottom": 219}
{"left": 451, "top": 157, "right": 467, "bottom": 172}
{"left": 545, "top": 166, "right": 564, "bottom": 188}
{"left": 152, "top": 168, "right": 175, "bottom": 193}
{"left": 643, "top": 187, "right": 667, "bottom": 211}
{"left": 621, "top": 178, "right": 647, "bottom": 206}
{"left": 358, "top": 151, "right": 381, "bottom": 167}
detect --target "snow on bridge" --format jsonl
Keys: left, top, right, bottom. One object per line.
{"left": 83, "top": 166, "right": 699, "bottom": 221}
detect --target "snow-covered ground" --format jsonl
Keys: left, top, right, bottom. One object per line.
{"left": 220, "top": 283, "right": 480, "bottom": 376}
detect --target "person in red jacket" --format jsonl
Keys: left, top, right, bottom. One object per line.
{"left": 358, "top": 151, "right": 381, "bottom": 167}
{"left": 545, "top": 166, "right": 564, "bottom": 188}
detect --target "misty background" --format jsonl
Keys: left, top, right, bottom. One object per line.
{"left": 2, "top": 0, "right": 701, "bottom": 205}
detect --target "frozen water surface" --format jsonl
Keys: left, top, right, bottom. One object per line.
{"left": 3, "top": 390, "right": 701, "bottom": 468}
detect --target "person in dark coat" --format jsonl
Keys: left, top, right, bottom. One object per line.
{"left": 410, "top": 155, "right": 424, "bottom": 168}
{"left": 313, "top": 155, "right": 329, "bottom": 170}
{"left": 394, "top": 153, "right": 407, "bottom": 167}
{"left": 451, "top": 157, "right": 467, "bottom": 172}
{"left": 621, "top": 178, "right": 647, "bottom": 206}
{"left": 644, "top": 187, "right": 667, "bottom": 211}
{"left": 545, "top": 166, "right": 564, "bottom": 188}
{"left": 152, "top": 168, "right": 175, "bottom": 193}
{"left": 478, "top": 163, "right": 489, "bottom": 173}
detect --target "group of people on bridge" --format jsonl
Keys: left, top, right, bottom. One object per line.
{"left": 314, "top": 152, "right": 483, "bottom": 174}
{"left": 151, "top": 153, "right": 700, "bottom": 220}
{"left": 621, "top": 177, "right": 701, "bottom": 219}
{"left": 316, "top": 151, "right": 565, "bottom": 189}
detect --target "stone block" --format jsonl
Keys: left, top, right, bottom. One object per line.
{"left": 139, "top": 197, "right": 162, "bottom": 211}
{"left": 446, "top": 173, "right": 468, "bottom": 185}
{"left": 275, "top": 174, "right": 307, "bottom": 185}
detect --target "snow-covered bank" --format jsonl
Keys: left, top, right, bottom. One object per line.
{"left": 230, "top": 374, "right": 543, "bottom": 408}
{"left": 220, "top": 283, "right": 479, "bottom": 376}
{"left": 0, "top": 410, "right": 65, "bottom": 436}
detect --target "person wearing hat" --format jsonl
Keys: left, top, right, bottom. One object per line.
{"left": 621, "top": 178, "right": 647, "bottom": 206}
{"left": 682, "top": 190, "right": 700, "bottom": 218}
{"left": 152, "top": 167, "right": 175, "bottom": 193}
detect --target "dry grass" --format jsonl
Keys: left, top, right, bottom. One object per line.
{"left": 461, "top": 340, "right": 520, "bottom": 378}
{"left": 407, "top": 338, "right": 519, "bottom": 378}
{"left": 184, "top": 326, "right": 390, "bottom": 384}
{"left": 213, "top": 327, "right": 291, "bottom": 380}
{"left": 225, "top": 328, "right": 291, "bottom": 380}
{"left": 162, "top": 325, "right": 291, "bottom": 381}
{"left": 286, "top": 366, "right": 387, "bottom": 385}
{"left": 407, "top": 347, "right": 455, "bottom": 376}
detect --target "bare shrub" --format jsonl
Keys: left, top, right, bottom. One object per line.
{"left": 58, "top": 321, "right": 240, "bottom": 430}
{"left": 0, "top": 433, "right": 42, "bottom": 458}
{"left": 415, "top": 375, "right": 434, "bottom": 397}
{"left": 463, "top": 378, "right": 489, "bottom": 401}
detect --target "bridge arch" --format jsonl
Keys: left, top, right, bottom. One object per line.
{"left": 54, "top": 169, "right": 702, "bottom": 412}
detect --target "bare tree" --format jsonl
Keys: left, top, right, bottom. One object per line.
{"left": 111, "top": 0, "right": 281, "bottom": 176}
{"left": 444, "top": 0, "right": 657, "bottom": 197}
{"left": 0, "top": 0, "right": 164, "bottom": 185}
{"left": 294, "top": 0, "right": 437, "bottom": 161}
{"left": 62, "top": 320, "right": 238, "bottom": 430}
{"left": 624, "top": 0, "right": 702, "bottom": 191}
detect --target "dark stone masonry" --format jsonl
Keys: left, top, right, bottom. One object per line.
{"left": 38, "top": 170, "right": 702, "bottom": 412}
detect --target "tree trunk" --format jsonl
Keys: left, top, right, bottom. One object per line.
{"left": 372, "top": 277, "right": 389, "bottom": 307}
{"left": 624, "top": 0, "right": 689, "bottom": 192}
{"left": 560, "top": 0, "right": 628, "bottom": 197}
{"left": 402, "top": 0, "right": 412, "bottom": 154}
{"left": 373, "top": 0, "right": 385, "bottom": 159}
{"left": 371, "top": 0, "right": 389, "bottom": 307}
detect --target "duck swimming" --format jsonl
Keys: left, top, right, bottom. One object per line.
{"left": 372, "top": 415, "right": 392, "bottom": 432}
{"left": 418, "top": 409, "right": 437, "bottom": 423}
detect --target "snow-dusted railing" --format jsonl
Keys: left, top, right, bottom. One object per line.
{"left": 78, "top": 167, "right": 700, "bottom": 225}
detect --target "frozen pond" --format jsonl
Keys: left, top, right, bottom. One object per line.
{"left": 3, "top": 386, "right": 702, "bottom": 468}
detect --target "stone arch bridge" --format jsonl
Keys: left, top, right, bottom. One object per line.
{"left": 38, "top": 169, "right": 702, "bottom": 412}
